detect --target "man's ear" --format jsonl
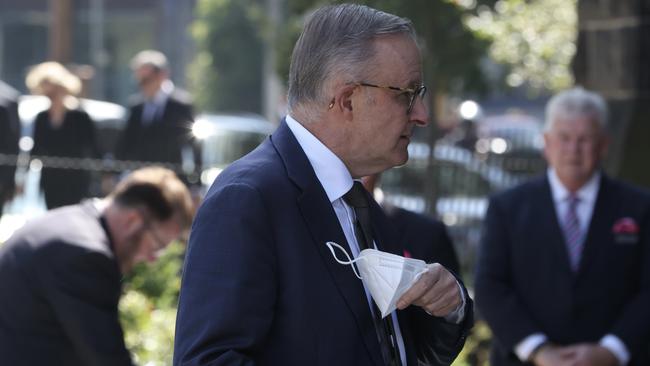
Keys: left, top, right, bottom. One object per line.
{"left": 330, "top": 84, "right": 357, "bottom": 120}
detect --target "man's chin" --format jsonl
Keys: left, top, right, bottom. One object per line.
{"left": 391, "top": 153, "right": 409, "bottom": 168}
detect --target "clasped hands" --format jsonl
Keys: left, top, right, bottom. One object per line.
{"left": 533, "top": 343, "right": 619, "bottom": 366}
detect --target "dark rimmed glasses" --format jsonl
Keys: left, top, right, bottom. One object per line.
{"left": 139, "top": 211, "right": 172, "bottom": 253}
{"left": 357, "top": 82, "right": 427, "bottom": 114}
{"left": 146, "top": 223, "right": 169, "bottom": 252}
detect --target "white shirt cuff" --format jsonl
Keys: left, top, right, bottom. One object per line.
{"left": 514, "top": 333, "right": 547, "bottom": 362}
{"left": 442, "top": 280, "right": 466, "bottom": 324}
{"left": 600, "top": 334, "right": 629, "bottom": 366}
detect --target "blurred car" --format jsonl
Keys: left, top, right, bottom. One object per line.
{"left": 379, "top": 142, "right": 523, "bottom": 272}
{"left": 474, "top": 113, "right": 546, "bottom": 176}
{"left": 191, "top": 113, "right": 276, "bottom": 190}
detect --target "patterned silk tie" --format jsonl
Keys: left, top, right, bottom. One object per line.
{"left": 563, "top": 194, "right": 583, "bottom": 271}
{"left": 344, "top": 182, "right": 401, "bottom": 366}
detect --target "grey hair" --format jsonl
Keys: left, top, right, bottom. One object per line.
{"left": 287, "top": 4, "right": 416, "bottom": 114}
{"left": 130, "top": 49, "right": 169, "bottom": 72}
{"left": 544, "top": 87, "right": 608, "bottom": 132}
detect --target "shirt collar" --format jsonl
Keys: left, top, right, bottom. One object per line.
{"left": 547, "top": 168, "right": 601, "bottom": 204}
{"left": 285, "top": 115, "right": 353, "bottom": 202}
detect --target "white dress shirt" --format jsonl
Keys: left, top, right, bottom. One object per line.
{"left": 141, "top": 81, "right": 172, "bottom": 125}
{"left": 286, "top": 115, "right": 465, "bottom": 364}
{"left": 514, "top": 169, "right": 629, "bottom": 365}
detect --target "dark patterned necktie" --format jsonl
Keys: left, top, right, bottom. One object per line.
{"left": 344, "top": 181, "right": 401, "bottom": 366}
{"left": 563, "top": 194, "right": 583, "bottom": 271}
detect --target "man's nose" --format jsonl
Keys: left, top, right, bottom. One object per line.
{"left": 409, "top": 97, "right": 430, "bottom": 127}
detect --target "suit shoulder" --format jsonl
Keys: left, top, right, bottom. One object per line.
{"left": 67, "top": 108, "right": 91, "bottom": 119}
{"left": 604, "top": 176, "right": 650, "bottom": 208}
{"left": 207, "top": 140, "right": 281, "bottom": 193}
{"left": 127, "top": 94, "right": 144, "bottom": 108}
{"left": 490, "top": 176, "right": 545, "bottom": 203}
{"left": 169, "top": 89, "right": 193, "bottom": 106}
{"left": 389, "top": 206, "right": 444, "bottom": 231}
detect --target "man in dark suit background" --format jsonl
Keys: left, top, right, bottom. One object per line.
{"left": 174, "top": 4, "right": 472, "bottom": 366}
{"left": 362, "top": 173, "right": 461, "bottom": 274}
{"left": 0, "top": 167, "right": 194, "bottom": 366}
{"left": 115, "top": 50, "right": 201, "bottom": 185}
{"left": 475, "top": 87, "right": 650, "bottom": 366}
{"left": 0, "top": 80, "right": 20, "bottom": 218}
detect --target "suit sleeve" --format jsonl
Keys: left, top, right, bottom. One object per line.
{"left": 39, "top": 247, "right": 133, "bottom": 366}
{"left": 31, "top": 113, "right": 46, "bottom": 156}
{"left": 81, "top": 111, "right": 100, "bottom": 158}
{"left": 610, "top": 201, "right": 650, "bottom": 355}
{"left": 404, "top": 279, "right": 474, "bottom": 365}
{"left": 174, "top": 183, "right": 277, "bottom": 366}
{"left": 474, "top": 196, "right": 543, "bottom": 351}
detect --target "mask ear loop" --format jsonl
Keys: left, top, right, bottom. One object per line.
{"left": 326, "top": 241, "right": 363, "bottom": 279}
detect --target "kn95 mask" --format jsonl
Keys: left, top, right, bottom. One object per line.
{"left": 326, "top": 241, "right": 428, "bottom": 317}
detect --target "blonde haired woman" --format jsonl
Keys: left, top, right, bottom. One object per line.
{"left": 26, "top": 62, "right": 98, "bottom": 209}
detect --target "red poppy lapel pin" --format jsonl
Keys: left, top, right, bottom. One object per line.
{"left": 612, "top": 217, "right": 639, "bottom": 244}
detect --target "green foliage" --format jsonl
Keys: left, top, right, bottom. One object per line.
{"left": 119, "top": 241, "right": 186, "bottom": 365}
{"left": 189, "top": 0, "right": 265, "bottom": 113}
{"left": 464, "top": 0, "right": 577, "bottom": 91}
{"left": 119, "top": 291, "right": 177, "bottom": 366}
{"left": 122, "top": 240, "right": 185, "bottom": 309}
{"left": 452, "top": 320, "right": 493, "bottom": 366}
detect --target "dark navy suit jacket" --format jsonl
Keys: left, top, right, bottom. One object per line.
{"left": 384, "top": 204, "right": 460, "bottom": 275}
{"left": 115, "top": 89, "right": 200, "bottom": 180}
{"left": 174, "top": 121, "right": 472, "bottom": 366}
{"left": 0, "top": 202, "right": 133, "bottom": 366}
{"left": 475, "top": 175, "right": 650, "bottom": 365}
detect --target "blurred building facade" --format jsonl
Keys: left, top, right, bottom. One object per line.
{"left": 0, "top": 0, "right": 196, "bottom": 104}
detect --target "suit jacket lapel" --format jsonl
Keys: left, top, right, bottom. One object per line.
{"left": 271, "top": 121, "right": 384, "bottom": 366}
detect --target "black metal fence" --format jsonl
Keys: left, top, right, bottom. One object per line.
{"left": 380, "top": 138, "right": 547, "bottom": 276}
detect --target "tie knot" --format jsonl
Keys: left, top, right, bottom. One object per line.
{"left": 567, "top": 194, "right": 580, "bottom": 206}
{"left": 343, "top": 181, "right": 369, "bottom": 208}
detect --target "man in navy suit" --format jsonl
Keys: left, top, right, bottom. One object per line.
{"left": 0, "top": 167, "right": 194, "bottom": 366}
{"left": 475, "top": 88, "right": 650, "bottom": 366}
{"left": 115, "top": 50, "right": 201, "bottom": 185}
{"left": 174, "top": 4, "right": 473, "bottom": 365}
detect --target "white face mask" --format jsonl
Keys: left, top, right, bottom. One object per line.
{"left": 326, "top": 241, "right": 428, "bottom": 318}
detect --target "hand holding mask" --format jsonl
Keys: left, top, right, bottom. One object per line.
{"left": 326, "top": 241, "right": 428, "bottom": 318}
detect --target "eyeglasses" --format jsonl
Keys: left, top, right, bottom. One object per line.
{"left": 357, "top": 82, "right": 427, "bottom": 114}
{"left": 147, "top": 225, "right": 169, "bottom": 252}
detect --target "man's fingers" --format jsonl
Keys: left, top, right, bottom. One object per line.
{"left": 424, "top": 296, "right": 457, "bottom": 317}
{"left": 396, "top": 264, "right": 442, "bottom": 309}
{"left": 396, "top": 263, "right": 462, "bottom": 316}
